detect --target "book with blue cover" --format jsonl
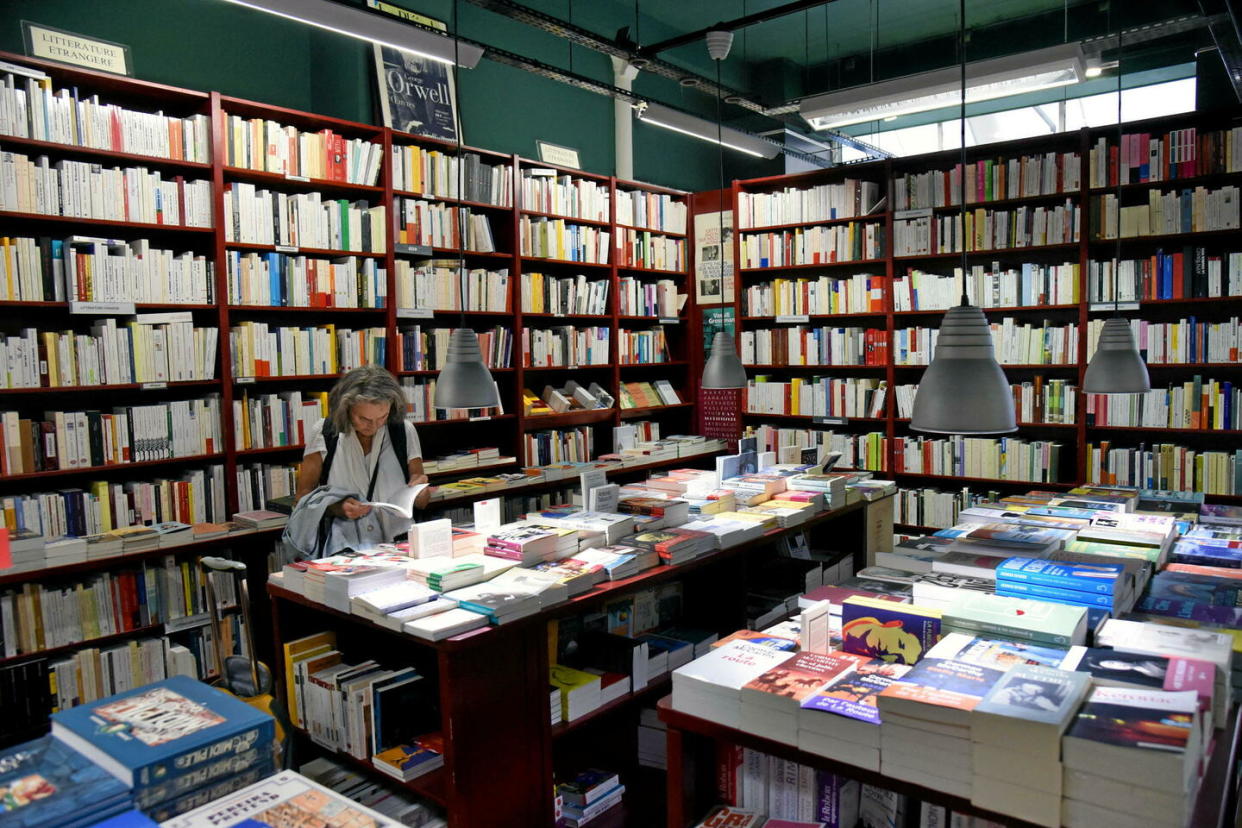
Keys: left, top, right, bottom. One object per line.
{"left": 995, "top": 557, "right": 1125, "bottom": 595}
{"left": 49, "top": 676, "right": 274, "bottom": 791}
{"left": 799, "top": 655, "right": 911, "bottom": 725}
{"left": 0, "top": 735, "right": 133, "bottom": 828}
{"left": 997, "top": 579, "right": 1120, "bottom": 610}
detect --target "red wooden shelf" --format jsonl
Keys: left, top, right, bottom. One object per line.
{"left": 1147, "top": 362, "right": 1242, "bottom": 369}
{"left": 618, "top": 403, "right": 694, "bottom": 418}
{"left": 889, "top": 472, "right": 1076, "bottom": 488}
{"left": 393, "top": 245, "right": 512, "bottom": 260}
{"left": 1088, "top": 169, "right": 1242, "bottom": 195}
{"left": 291, "top": 725, "right": 448, "bottom": 805}
{"left": 745, "top": 363, "right": 886, "bottom": 370}
{"left": 1086, "top": 425, "right": 1242, "bottom": 435}
{"left": 1088, "top": 296, "right": 1241, "bottom": 309}
{"left": 411, "top": 414, "right": 515, "bottom": 427}
{"left": 740, "top": 213, "right": 889, "bottom": 233}
{"left": 740, "top": 311, "right": 886, "bottom": 321}
{"left": 926, "top": 190, "right": 1079, "bottom": 212}
{"left": 0, "top": 210, "right": 214, "bottom": 233}
{"left": 520, "top": 409, "right": 616, "bottom": 429}
{"left": 392, "top": 189, "right": 512, "bottom": 211}
{"left": 224, "top": 241, "right": 385, "bottom": 258}
{"left": 520, "top": 312, "right": 612, "bottom": 320}
{"left": 615, "top": 222, "right": 687, "bottom": 237}
{"left": 236, "top": 444, "right": 305, "bottom": 456}
{"left": 219, "top": 95, "right": 383, "bottom": 136}
{"left": 232, "top": 373, "right": 340, "bottom": 383}
{"left": 519, "top": 255, "right": 611, "bottom": 268}
{"left": 894, "top": 417, "right": 1077, "bottom": 429}
{"left": 0, "top": 452, "right": 225, "bottom": 482}
{"left": 398, "top": 367, "right": 515, "bottom": 376}
{"left": 0, "top": 135, "right": 212, "bottom": 170}
{"left": 618, "top": 315, "right": 687, "bottom": 322}
{"left": 549, "top": 676, "right": 672, "bottom": 740}
{"left": 2, "top": 380, "right": 220, "bottom": 394}
{"left": 743, "top": 412, "right": 887, "bottom": 423}
{"left": 893, "top": 363, "right": 1078, "bottom": 370}
{"left": 522, "top": 364, "right": 613, "bottom": 371}
{"left": 520, "top": 209, "right": 610, "bottom": 227}
{"left": 895, "top": 242, "right": 1080, "bottom": 261}
{"left": 223, "top": 165, "right": 383, "bottom": 195}
{"left": 619, "top": 360, "right": 690, "bottom": 368}
{"left": 893, "top": 303, "right": 1079, "bottom": 316}
{"left": 1091, "top": 227, "right": 1242, "bottom": 244}
{"left": 0, "top": 624, "right": 165, "bottom": 667}
{"left": 227, "top": 305, "right": 386, "bottom": 313}
{"left": 615, "top": 264, "right": 685, "bottom": 275}
{"left": 741, "top": 258, "right": 886, "bottom": 272}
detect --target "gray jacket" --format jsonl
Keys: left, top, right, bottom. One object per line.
{"left": 282, "top": 485, "right": 388, "bottom": 558}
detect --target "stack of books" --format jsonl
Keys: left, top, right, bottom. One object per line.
{"left": 348, "top": 580, "right": 443, "bottom": 629}
{"left": 994, "top": 557, "right": 1131, "bottom": 613}
{"left": 550, "top": 664, "right": 602, "bottom": 722}
{"left": 556, "top": 769, "right": 625, "bottom": 828}
{"left": 402, "top": 607, "right": 490, "bottom": 641}
{"left": 486, "top": 523, "right": 576, "bottom": 565}
{"left": 737, "top": 651, "right": 858, "bottom": 744}
{"left": 160, "top": 770, "right": 404, "bottom": 828}
{"left": 0, "top": 735, "right": 134, "bottom": 827}
{"left": 797, "top": 655, "right": 912, "bottom": 772}
{"left": 678, "top": 514, "right": 767, "bottom": 549}
{"left": 943, "top": 591, "right": 1088, "bottom": 647}
{"left": 619, "top": 527, "right": 713, "bottom": 565}
{"left": 671, "top": 640, "right": 795, "bottom": 730}
{"left": 935, "top": 521, "right": 1074, "bottom": 557}
{"left": 571, "top": 544, "right": 658, "bottom": 580}
{"left": 407, "top": 553, "right": 516, "bottom": 592}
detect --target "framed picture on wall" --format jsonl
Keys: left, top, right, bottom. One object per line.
{"left": 368, "top": 0, "right": 460, "bottom": 142}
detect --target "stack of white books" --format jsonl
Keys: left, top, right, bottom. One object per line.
{"left": 349, "top": 580, "right": 439, "bottom": 626}
{"left": 737, "top": 651, "right": 857, "bottom": 745}
{"left": 527, "top": 510, "right": 635, "bottom": 545}
{"left": 969, "top": 663, "right": 1091, "bottom": 827}
{"left": 402, "top": 607, "right": 489, "bottom": 641}
{"left": 677, "top": 515, "right": 766, "bottom": 549}
{"left": 670, "top": 640, "right": 793, "bottom": 730}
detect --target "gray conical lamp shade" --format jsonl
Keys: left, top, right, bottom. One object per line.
{"left": 1083, "top": 317, "right": 1151, "bottom": 394}
{"left": 701, "top": 331, "right": 748, "bottom": 390}
{"left": 910, "top": 305, "right": 1017, "bottom": 434}
{"left": 433, "top": 328, "right": 501, "bottom": 409}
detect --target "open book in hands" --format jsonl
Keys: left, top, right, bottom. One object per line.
{"left": 363, "top": 483, "right": 429, "bottom": 520}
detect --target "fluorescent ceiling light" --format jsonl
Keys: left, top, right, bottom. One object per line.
{"left": 800, "top": 43, "right": 1086, "bottom": 130}
{"left": 636, "top": 102, "right": 780, "bottom": 159}
{"left": 220, "top": 0, "right": 484, "bottom": 68}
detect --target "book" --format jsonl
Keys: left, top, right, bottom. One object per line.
{"left": 840, "top": 597, "right": 942, "bottom": 665}
{"left": 0, "top": 735, "right": 133, "bottom": 828}
{"left": 972, "top": 663, "right": 1091, "bottom": 748}
{"left": 49, "top": 675, "right": 275, "bottom": 791}
{"left": 996, "top": 557, "right": 1126, "bottom": 595}
{"left": 231, "top": 509, "right": 287, "bottom": 528}
{"left": 363, "top": 483, "right": 429, "bottom": 521}
{"left": 799, "top": 655, "right": 912, "bottom": 727}
{"left": 159, "top": 770, "right": 402, "bottom": 827}
{"left": 944, "top": 591, "right": 1088, "bottom": 647}
{"left": 877, "top": 658, "right": 1006, "bottom": 727}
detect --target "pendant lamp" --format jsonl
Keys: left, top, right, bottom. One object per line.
{"left": 1083, "top": 29, "right": 1150, "bottom": 395}
{"left": 910, "top": 0, "right": 1016, "bottom": 435}
{"left": 433, "top": 0, "right": 501, "bottom": 411}
{"left": 699, "top": 29, "right": 748, "bottom": 391}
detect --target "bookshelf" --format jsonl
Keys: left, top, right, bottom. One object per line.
{"left": 721, "top": 109, "right": 1242, "bottom": 509}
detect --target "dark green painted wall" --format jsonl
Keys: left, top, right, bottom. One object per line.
{"left": 0, "top": 0, "right": 777, "bottom": 191}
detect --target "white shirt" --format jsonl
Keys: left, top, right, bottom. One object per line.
{"left": 305, "top": 419, "right": 423, "bottom": 542}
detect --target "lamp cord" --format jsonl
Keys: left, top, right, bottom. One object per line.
{"left": 454, "top": 0, "right": 466, "bottom": 334}
{"left": 1113, "top": 27, "right": 1123, "bottom": 316}
{"left": 716, "top": 56, "right": 726, "bottom": 339}
{"left": 959, "top": 0, "right": 968, "bottom": 307}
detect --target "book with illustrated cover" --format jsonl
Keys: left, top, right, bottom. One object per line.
{"left": 159, "top": 770, "right": 402, "bottom": 828}
{"left": 799, "top": 655, "right": 911, "bottom": 725}
{"left": 878, "top": 658, "right": 1006, "bottom": 719}
{"left": 712, "top": 629, "right": 799, "bottom": 651}
{"left": 1065, "top": 686, "right": 1197, "bottom": 752}
{"left": 974, "top": 663, "right": 1091, "bottom": 728}
{"left": 741, "top": 652, "right": 858, "bottom": 707}
{"left": 930, "top": 633, "right": 1075, "bottom": 670}
{"left": 1200, "top": 503, "right": 1242, "bottom": 526}
{"left": 49, "top": 676, "right": 274, "bottom": 789}
{"left": 0, "top": 735, "right": 133, "bottom": 828}
{"left": 840, "top": 597, "right": 941, "bottom": 665}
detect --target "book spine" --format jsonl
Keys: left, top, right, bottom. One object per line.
{"left": 996, "top": 578, "right": 1116, "bottom": 609}
{"left": 133, "top": 718, "right": 276, "bottom": 787}
{"left": 944, "top": 614, "right": 1072, "bottom": 646}
{"left": 996, "top": 564, "right": 1117, "bottom": 595}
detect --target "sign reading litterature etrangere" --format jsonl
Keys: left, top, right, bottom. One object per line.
{"left": 23, "top": 21, "right": 132, "bottom": 75}
{"left": 367, "top": 1, "right": 459, "bottom": 142}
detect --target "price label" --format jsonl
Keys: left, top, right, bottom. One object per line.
{"left": 141, "top": 382, "right": 167, "bottom": 390}
{"left": 236, "top": 377, "right": 256, "bottom": 385}
{"left": 1089, "top": 302, "right": 1140, "bottom": 311}
{"left": 165, "top": 613, "right": 211, "bottom": 633}
{"left": 775, "top": 314, "right": 810, "bottom": 324}
{"left": 657, "top": 317, "right": 679, "bottom": 325}
{"left": 469, "top": 416, "right": 490, "bottom": 422}
{"left": 285, "top": 174, "right": 310, "bottom": 182}
{"left": 567, "top": 365, "right": 579, "bottom": 370}
{"left": 395, "top": 243, "right": 432, "bottom": 257}
{"left": 70, "top": 301, "right": 135, "bottom": 315}
{"left": 813, "top": 416, "right": 847, "bottom": 425}
{"left": 397, "top": 307, "right": 435, "bottom": 319}
{"left": 274, "top": 245, "right": 298, "bottom": 253}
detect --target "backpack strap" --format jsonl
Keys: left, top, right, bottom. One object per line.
{"left": 318, "top": 421, "right": 339, "bottom": 486}
{"left": 318, "top": 420, "right": 408, "bottom": 488}
{"left": 387, "top": 421, "right": 408, "bottom": 472}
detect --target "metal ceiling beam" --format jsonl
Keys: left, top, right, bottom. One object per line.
{"left": 1196, "top": 1, "right": 1242, "bottom": 100}
{"left": 635, "top": 0, "right": 836, "bottom": 58}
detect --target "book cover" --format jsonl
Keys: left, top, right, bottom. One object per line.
{"left": 712, "top": 629, "right": 799, "bottom": 651}
{"left": 878, "top": 657, "right": 1005, "bottom": 712}
{"left": 0, "top": 735, "right": 132, "bottom": 827}
{"left": 974, "top": 663, "right": 1090, "bottom": 726}
{"left": 995, "top": 557, "right": 1124, "bottom": 595}
{"left": 1200, "top": 503, "right": 1242, "bottom": 526}
{"left": 741, "top": 652, "right": 858, "bottom": 705}
{"left": 694, "top": 805, "right": 765, "bottom": 828}
{"left": 1066, "top": 687, "right": 1197, "bottom": 752}
{"left": 945, "top": 591, "right": 1086, "bottom": 646}
{"left": 840, "top": 597, "right": 941, "bottom": 665}
{"left": 799, "top": 656, "right": 911, "bottom": 725}
{"left": 49, "top": 676, "right": 274, "bottom": 789}
{"left": 934, "top": 634, "right": 1075, "bottom": 670}
{"left": 159, "top": 770, "right": 401, "bottom": 828}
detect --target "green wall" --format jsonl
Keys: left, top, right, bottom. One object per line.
{"left": 0, "top": 0, "right": 776, "bottom": 191}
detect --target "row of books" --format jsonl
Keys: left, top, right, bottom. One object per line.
{"left": 618, "top": 275, "right": 683, "bottom": 317}
{"left": 395, "top": 197, "right": 496, "bottom": 251}
{"left": 394, "top": 259, "right": 509, "bottom": 312}
{"left": 1, "top": 150, "right": 213, "bottom": 227}
{"left": 742, "top": 273, "right": 887, "bottom": 317}
{"left": 0, "top": 235, "right": 215, "bottom": 304}
{"left": 615, "top": 188, "right": 687, "bottom": 234}
{"left": 221, "top": 184, "right": 386, "bottom": 252}
{"left": 893, "top": 319, "right": 1079, "bottom": 366}
{"left": 521, "top": 325, "right": 610, "bottom": 367}
{"left": 397, "top": 324, "right": 512, "bottom": 371}
{"left": 233, "top": 390, "right": 325, "bottom": 451}
{"left": 746, "top": 429, "right": 886, "bottom": 473}
{"left": 617, "top": 326, "right": 670, "bottom": 365}
{"left": 5, "top": 467, "right": 228, "bottom": 546}
{"left": 520, "top": 169, "right": 610, "bottom": 222}
{"left": 892, "top": 485, "right": 991, "bottom": 530}
{"left": 894, "top": 377, "right": 1079, "bottom": 425}
{"left": 391, "top": 145, "right": 512, "bottom": 206}
{"left": 1085, "top": 315, "right": 1241, "bottom": 365}
{"left": 741, "top": 326, "right": 889, "bottom": 367}
{"left": 743, "top": 376, "right": 887, "bottom": 419}
{"left": 420, "top": 445, "right": 509, "bottom": 475}
{"left": 1087, "top": 442, "right": 1242, "bottom": 495}
{"left": 892, "top": 262, "right": 1080, "bottom": 311}
{"left": 1091, "top": 186, "right": 1241, "bottom": 239}
{"left": 893, "top": 150, "right": 1082, "bottom": 210}
{"left": 223, "top": 114, "right": 383, "bottom": 185}
{"left": 236, "top": 461, "right": 297, "bottom": 514}
{"left": 527, "top": 381, "right": 611, "bottom": 416}
{"left": 892, "top": 435, "right": 1064, "bottom": 482}
{"left": 931, "top": 201, "right": 1081, "bottom": 253}
{"left": 301, "top": 755, "right": 447, "bottom": 826}
{"left": 1087, "top": 249, "right": 1242, "bottom": 302}
{"left": 615, "top": 227, "right": 685, "bottom": 271}
{"left": 405, "top": 378, "right": 505, "bottom": 423}
{"left": 739, "top": 222, "right": 886, "bottom": 269}
{"left": 519, "top": 216, "right": 611, "bottom": 263}
{"left": 893, "top": 213, "right": 933, "bottom": 257}
{"left": 524, "top": 426, "right": 593, "bottom": 466}
{"left": 0, "top": 397, "right": 223, "bottom": 475}
{"left": 2, "top": 318, "right": 219, "bottom": 389}
{"left": 0, "top": 64, "right": 211, "bottom": 162}
{"left": 225, "top": 250, "right": 386, "bottom": 308}
{"left": 520, "top": 271, "right": 609, "bottom": 315}
{"left": 617, "top": 380, "right": 681, "bottom": 409}
{"left": 1084, "top": 377, "right": 1240, "bottom": 429}
{"left": 228, "top": 321, "right": 386, "bottom": 378}
{"left": 737, "top": 178, "right": 883, "bottom": 228}
{"left": 1088, "top": 126, "right": 1242, "bottom": 186}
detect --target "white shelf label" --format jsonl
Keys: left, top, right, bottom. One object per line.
{"left": 813, "top": 416, "right": 848, "bottom": 425}
{"left": 395, "top": 243, "right": 432, "bottom": 256}
{"left": 135, "top": 311, "right": 193, "bottom": 324}
{"left": 657, "top": 317, "right": 679, "bottom": 325}
{"left": 567, "top": 365, "right": 579, "bottom": 370}
{"left": 285, "top": 174, "right": 310, "bottom": 182}
{"left": 165, "top": 613, "right": 211, "bottom": 633}
{"left": 775, "top": 314, "right": 810, "bottom": 324}
{"left": 469, "top": 416, "right": 491, "bottom": 422}
{"left": 141, "top": 382, "right": 168, "bottom": 390}
{"left": 894, "top": 207, "right": 933, "bottom": 219}
{"left": 70, "top": 301, "right": 135, "bottom": 315}
{"left": 397, "top": 307, "right": 435, "bottom": 319}
{"left": 274, "top": 245, "right": 299, "bottom": 253}
{"left": 1089, "top": 302, "right": 1140, "bottom": 311}
{"left": 236, "top": 377, "right": 256, "bottom": 384}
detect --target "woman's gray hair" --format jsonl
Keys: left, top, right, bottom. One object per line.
{"left": 327, "top": 365, "right": 406, "bottom": 432}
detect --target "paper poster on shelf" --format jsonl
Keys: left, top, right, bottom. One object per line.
{"left": 368, "top": 1, "right": 460, "bottom": 142}
{"left": 695, "top": 210, "right": 734, "bottom": 304}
